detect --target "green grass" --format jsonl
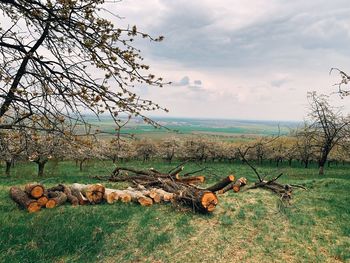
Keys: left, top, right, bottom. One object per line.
{"left": 0, "top": 160, "right": 350, "bottom": 262}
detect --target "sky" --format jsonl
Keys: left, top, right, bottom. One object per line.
{"left": 107, "top": 0, "right": 350, "bottom": 121}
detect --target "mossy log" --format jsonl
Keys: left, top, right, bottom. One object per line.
{"left": 10, "top": 187, "right": 41, "bottom": 213}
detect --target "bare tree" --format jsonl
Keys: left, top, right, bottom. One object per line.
{"left": 307, "top": 92, "right": 350, "bottom": 175}
{"left": 330, "top": 68, "right": 350, "bottom": 97}
{"left": 294, "top": 123, "right": 316, "bottom": 168}
{"left": 0, "top": 0, "right": 168, "bottom": 132}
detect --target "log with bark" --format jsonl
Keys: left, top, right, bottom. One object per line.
{"left": 70, "top": 187, "right": 89, "bottom": 205}
{"left": 47, "top": 184, "right": 79, "bottom": 206}
{"left": 46, "top": 191, "right": 67, "bottom": 208}
{"left": 218, "top": 177, "right": 247, "bottom": 194}
{"left": 71, "top": 183, "right": 105, "bottom": 204}
{"left": 10, "top": 187, "right": 41, "bottom": 213}
{"left": 24, "top": 183, "right": 44, "bottom": 199}
{"left": 205, "top": 175, "right": 235, "bottom": 192}
{"left": 37, "top": 195, "right": 49, "bottom": 207}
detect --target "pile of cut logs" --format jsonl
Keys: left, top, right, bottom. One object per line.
{"left": 95, "top": 165, "right": 248, "bottom": 213}
{"left": 10, "top": 170, "right": 248, "bottom": 213}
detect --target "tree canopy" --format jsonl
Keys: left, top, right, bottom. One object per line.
{"left": 0, "top": 0, "right": 167, "bottom": 132}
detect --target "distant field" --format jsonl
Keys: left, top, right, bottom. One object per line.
{"left": 1, "top": 160, "right": 349, "bottom": 262}
{"left": 84, "top": 116, "right": 299, "bottom": 140}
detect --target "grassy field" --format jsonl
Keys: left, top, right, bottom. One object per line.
{"left": 0, "top": 160, "right": 349, "bottom": 262}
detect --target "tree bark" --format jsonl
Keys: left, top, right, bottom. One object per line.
{"left": 5, "top": 160, "right": 11, "bottom": 176}
{"left": 37, "top": 161, "right": 47, "bottom": 177}
{"left": 46, "top": 191, "right": 67, "bottom": 208}
{"left": 206, "top": 175, "right": 235, "bottom": 192}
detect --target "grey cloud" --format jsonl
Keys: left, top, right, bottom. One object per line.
{"left": 188, "top": 85, "right": 203, "bottom": 91}
{"left": 194, "top": 80, "right": 202, "bottom": 85}
{"left": 144, "top": 1, "right": 350, "bottom": 69}
{"left": 172, "top": 76, "right": 190, "bottom": 86}
{"left": 271, "top": 77, "right": 290, "bottom": 88}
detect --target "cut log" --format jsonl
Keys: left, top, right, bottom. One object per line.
{"left": 232, "top": 177, "right": 247, "bottom": 192}
{"left": 71, "top": 183, "right": 105, "bottom": 204}
{"left": 124, "top": 189, "right": 153, "bottom": 206}
{"left": 45, "top": 199, "right": 56, "bottom": 208}
{"left": 47, "top": 191, "right": 67, "bottom": 207}
{"left": 104, "top": 188, "right": 120, "bottom": 204}
{"left": 206, "top": 175, "right": 235, "bottom": 192}
{"left": 176, "top": 176, "right": 206, "bottom": 185}
{"left": 153, "top": 188, "right": 174, "bottom": 202}
{"left": 48, "top": 184, "right": 79, "bottom": 206}
{"left": 148, "top": 189, "right": 161, "bottom": 203}
{"left": 10, "top": 187, "right": 41, "bottom": 213}
{"left": 174, "top": 188, "right": 218, "bottom": 213}
{"left": 70, "top": 187, "right": 89, "bottom": 205}
{"left": 64, "top": 186, "right": 79, "bottom": 206}
{"left": 24, "top": 183, "right": 44, "bottom": 199}
{"left": 131, "top": 186, "right": 161, "bottom": 203}
{"left": 37, "top": 195, "right": 49, "bottom": 207}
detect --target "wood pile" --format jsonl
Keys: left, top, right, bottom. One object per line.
{"left": 95, "top": 166, "right": 247, "bottom": 213}
{"left": 9, "top": 182, "right": 178, "bottom": 213}
{"left": 9, "top": 166, "right": 259, "bottom": 214}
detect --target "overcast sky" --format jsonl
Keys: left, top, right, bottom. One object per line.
{"left": 106, "top": 0, "right": 350, "bottom": 121}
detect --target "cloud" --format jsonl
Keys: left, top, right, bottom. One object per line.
{"left": 172, "top": 76, "right": 190, "bottom": 86}
{"left": 270, "top": 76, "right": 290, "bottom": 88}
{"left": 100, "top": 0, "right": 350, "bottom": 120}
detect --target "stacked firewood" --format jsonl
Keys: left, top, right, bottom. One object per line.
{"left": 9, "top": 182, "right": 179, "bottom": 213}
{"left": 10, "top": 183, "right": 105, "bottom": 213}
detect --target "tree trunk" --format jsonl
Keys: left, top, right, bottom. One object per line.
{"left": 10, "top": 187, "right": 41, "bottom": 213}
{"left": 319, "top": 165, "right": 324, "bottom": 176}
{"left": 318, "top": 156, "right": 327, "bottom": 175}
{"left": 5, "top": 160, "right": 11, "bottom": 176}
{"left": 79, "top": 159, "right": 87, "bottom": 172}
{"left": 37, "top": 161, "right": 47, "bottom": 177}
